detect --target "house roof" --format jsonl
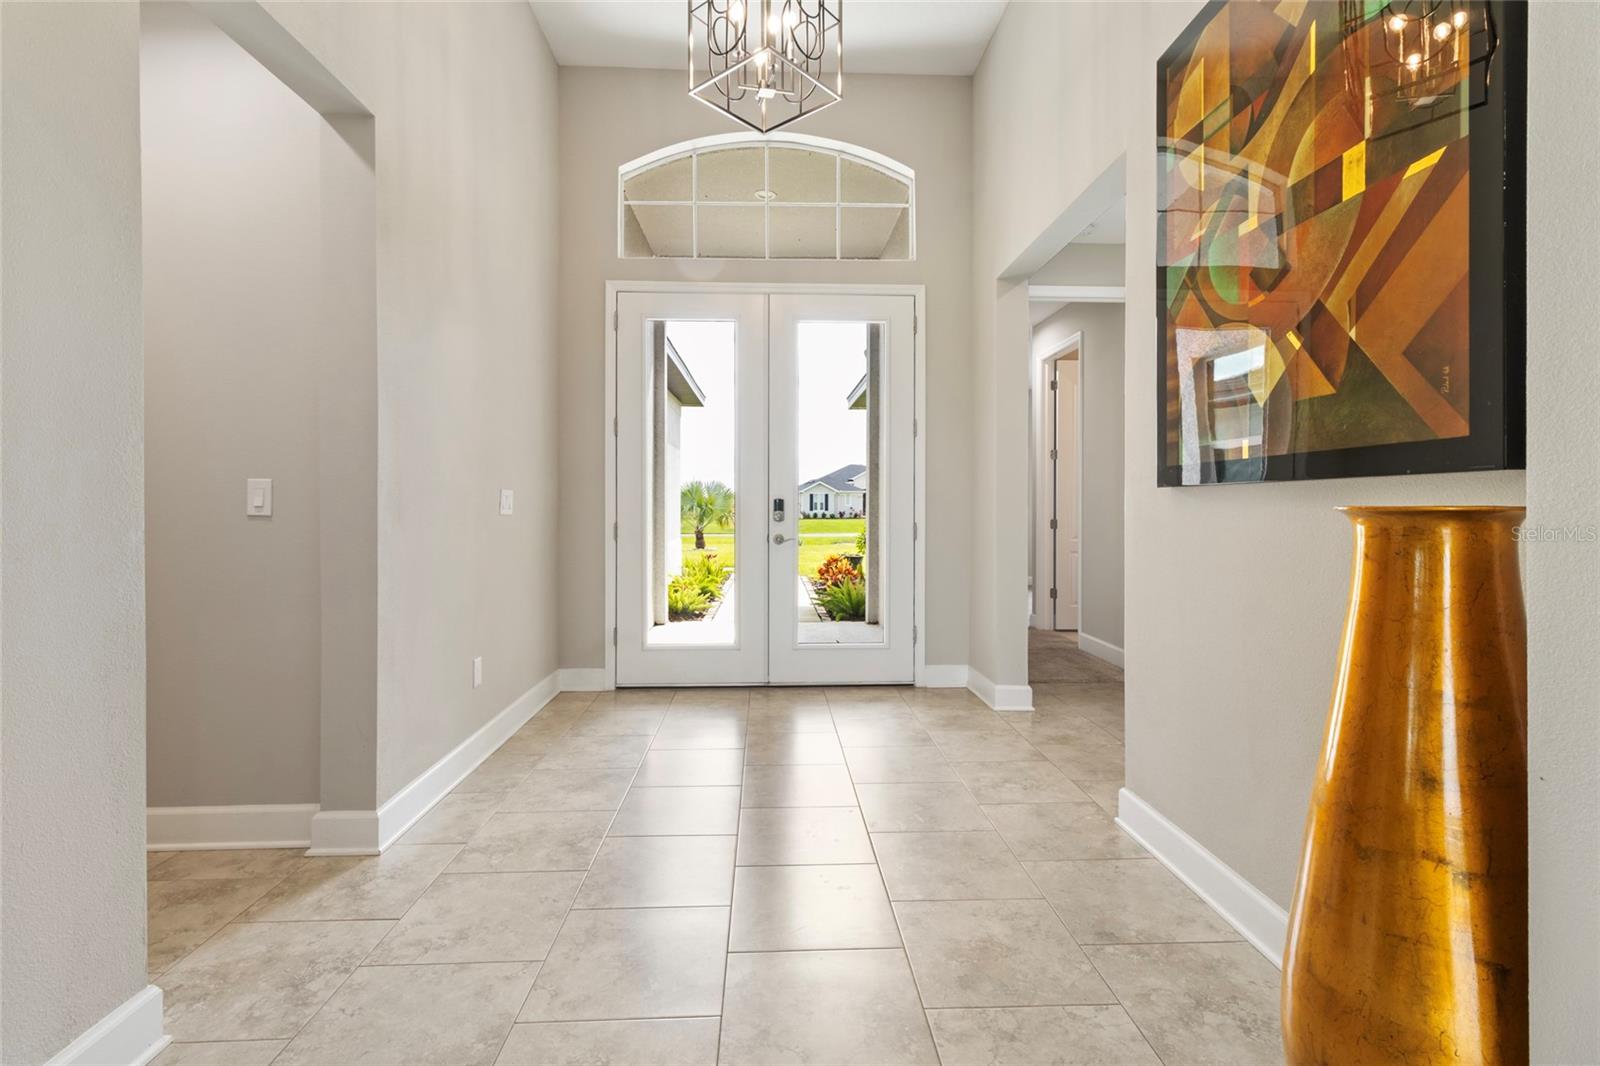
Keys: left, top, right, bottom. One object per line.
{"left": 846, "top": 373, "right": 867, "bottom": 410}
{"left": 664, "top": 338, "right": 707, "bottom": 407}
{"left": 800, "top": 463, "right": 867, "bottom": 493}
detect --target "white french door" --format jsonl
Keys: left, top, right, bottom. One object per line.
{"left": 615, "top": 290, "right": 916, "bottom": 687}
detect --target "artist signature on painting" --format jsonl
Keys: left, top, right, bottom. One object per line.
{"left": 1515, "top": 524, "right": 1599, "bottom": 543}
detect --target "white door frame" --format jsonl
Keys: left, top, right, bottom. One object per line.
{"left": 604, "top": 281, "right": 927, "bottom": 688}
{"left": 1031, "top": 330, "right": 1082, "bottom": 632}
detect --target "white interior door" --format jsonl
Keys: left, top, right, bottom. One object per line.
{"left": 768, "top": 294, "right": 916, "bottom": 684}
{"left": 617, "top": 292, "right": 768, "bottom": 686}
{"left": 1052, "top": 360, "right": 1080, "bottom": 630}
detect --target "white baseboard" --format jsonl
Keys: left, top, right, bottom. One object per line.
{"left": 1116, "top": 788, "right": 1287, "bottom": 966}
{"left": 1077, "top": 632, "right": 1124, "bottom": 668}
{"left": 966, "top": 667, "right": 1033, "bottom": 711}
{"left": 307, "top": 809, "right": 381, "bottom": 856}
{"left": 47, "top": 984, "right": 169, "bottom": 1066}
{"left": 372, "top": 671, "right": 560, "bottom": 850}
{"left": 918, "top": 664, "right": 968, "bottom": 688}
{"left": 147, "top": 804, "right": 317, "bottom": 851}
{"left": 557, "top": 667, "right": 612, "bottom": 691}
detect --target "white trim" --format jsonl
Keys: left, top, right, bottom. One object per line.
{"left": 620, "top": 131, "right": 915, "bottom": 185}
{"left": 307, "top": 809, "right": 380, "bottom": 857}
{"left": 918, "top": 664, "right": 968, "bottom": 688}
{"left": 1116, "top": 788, "right": 1288, "bottom": 967}
{"left": 1077, "top": 632, "right": 1124, "bottom": 668}
{"left": 558, "top": 667, "right": 614, "bottom": 691}
{"left": 374, "top": 671, "right": 561, "bottom": 849}
{"left": 603, "top": 281, "right": 928, "bottom": 690}
{"left": 147, "top": 804, "right": 317, "bottom": 851}
{"left": 46, "top": 985, "right": 169, "bottom": 1066}
{"left": 966, "top": 666, "right": 1033, "bottom": 711}
{"left": 1026, "top": 284, "right": 1127, "bottom": 304}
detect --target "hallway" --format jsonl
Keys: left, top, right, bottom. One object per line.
{"left": 147, "top": 684, "right": 1282, "bottom": 1065}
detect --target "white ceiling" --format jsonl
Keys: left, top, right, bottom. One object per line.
{"left": 529, "top": 1, "right": 1009, "bottom": 76}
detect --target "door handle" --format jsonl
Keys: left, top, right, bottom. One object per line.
{"left": 772, "top": 533, "right": 788, "bottom": 544}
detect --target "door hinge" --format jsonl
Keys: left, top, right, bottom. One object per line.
{"left": 1049, "top": 518, "right": 1058, "bottom": 530}
{"left": 612, "top": 521, "right": 618, "bottom": 541}
{"left": 612, "top": 626, "right": 617, "bottom": 647}
{"left": 913, "top": 522, "right": 919, "bottom": 542}
{"left": 1050, "top": 449, "right": 1059, "bottom": 461}
{"left": 913, "top": 314, "right": 919, "bottom": 337}
{"left": 612, "top": 310, "right": 618, "bottom": 331}
{"left": 612, "top": 416, "right": 618, "bottom": 438}
{"left": 1049, "top": 587, "right": 1058, "bottom": 600}
{"left": 913, "top": 417, "right": 919, "bottom": 439}
{"left": 913, "top": 624, "right": 919, "bottom": 645}
{"left": 1049, "top": 379, "right": 1058, "bottom": 391}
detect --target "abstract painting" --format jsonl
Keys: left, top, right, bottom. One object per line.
{"left": 1157, "top": 0, "right": 1524, "bottom": 486}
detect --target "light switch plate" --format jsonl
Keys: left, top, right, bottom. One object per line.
{"left": 499, "top": 489, "right": 514, "bottom": 516}
{"left": 246, "top": 478, "right": 273, "bottom": 517}
{"left": 472, "top": 656, "right": 483, "bottom": 689}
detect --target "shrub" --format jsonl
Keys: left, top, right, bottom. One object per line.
{"left": 817, "top": 577, "right": 866, "bottom": 621}
{"left": 816, "top": 554, "right": 860, "bottom": 587}
{"left": 667, "top": 576, "right": 710, "bottom": 620}
{"left": 681, "top": 552, "right": 730, "bottom": 599}
{"left": 855, "top": 530, "right": 867, "bottom": 555}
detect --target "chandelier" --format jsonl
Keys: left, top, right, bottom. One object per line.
{"left": 688, "top": 0, "right": 843, "bottom": 133}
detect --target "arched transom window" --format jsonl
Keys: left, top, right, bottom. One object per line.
{"left": 619, "top": 133, "right": 914, "bottom": 261}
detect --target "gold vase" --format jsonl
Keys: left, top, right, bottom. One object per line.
{"left": 1282, "top": 506, "right": 1528, "bottom": 1065}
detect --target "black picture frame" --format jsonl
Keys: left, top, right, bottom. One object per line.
{"left": 1155, "top": 0, "right": 1525, "bottom": 487}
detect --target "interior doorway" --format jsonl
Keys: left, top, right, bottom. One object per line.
{"left": 612, "top": 287, "right": 921, "bottom": 687}
{"left": 1043, "top": 350, "right": 1080, "bottom": 631}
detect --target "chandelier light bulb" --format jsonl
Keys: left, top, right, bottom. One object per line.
{"left": 729, "top": 0, "right": 744, "bottom": 25}
{"left": 1433, "top": 21, "right": 1452, "bottom": 39}
{"left": 1388, "top": 13, "right": 1407, "bottom": 31}
{"left": 1406, "top": 51, "right": 1422, "bottom": 69}
{"left": 784, "top": 7, "right": 799, "bottom": 29}
{"left": 1452, "top": 9, "right": 1468, "bottom": 27}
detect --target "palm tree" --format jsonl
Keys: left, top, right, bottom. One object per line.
{"left": 681, "top": 480, "right": 734, "bottom": 550}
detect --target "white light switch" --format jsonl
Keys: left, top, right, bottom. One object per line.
{"left": 499, "top": 489, "right": 514, "bottom": 516}
{"left": 246, "top": 478, "right": 273, "bottom": 517}
{"left": 472, "top": 656, "right": 483, "bottom": 689}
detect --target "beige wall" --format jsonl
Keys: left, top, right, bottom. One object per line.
{"left": 1, "top": 4, "right": 151, "bottom": 1061}
{"left": 1031, "top": 300, "right": 1125, "bottom": 652}
{"left": 142, "top": 2, "right": 324, "bottom": 807}
{"left": 259, "top": 2, "right": 562, "bottom": 803}
{"left": 556, "top": 67, "right": 974, "bottom": 672}
{"left": 976, "top": 4, "right": 1595, "bottom": 1058}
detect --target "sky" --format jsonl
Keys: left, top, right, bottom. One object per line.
{"left": 666, "top": 320, "right": 868, "bottom": 495}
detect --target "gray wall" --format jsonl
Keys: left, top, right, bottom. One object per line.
{"left": 555, "top": 67, "right": 974, "bottom": 673}
{"left": 142, "top": 2, "right": 324, "bottom": 807}
{"left": 975, "top": 3, "right": 1591, "bottom": 1059}
{"left": 258, "top": 2, "right": 562, "bottom": 803}
{"left": 1031, "top": 301, "right": 1125, "bottom": 651}
{"left": 0, "top": 4, "right": 150, "bottom": 1062}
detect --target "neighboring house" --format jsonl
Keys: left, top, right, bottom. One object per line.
{"left": 800, "top": 462, "right": 867, "bottom": 517}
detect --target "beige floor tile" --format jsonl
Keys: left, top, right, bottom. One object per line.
{"left": 566, "top": 707, "right": 667, "bottom": 736}
{"left": 745, "top": 704, "right": 836, "bottom": 733}
{"left": 832, "top": 714, "right": 933, "bottom": 748}
{"left": 854, "top": 782, "right": 991, "bottom": 832}
{"left": 844, "top": 746, "right": 959, "bottom": 784}
{"left": 495, "top": 730, "right": 566, "bottom": 757}
{"left": 448, "top": 811, "right": 610, "bottom": 873}
{"left": 735, "top": 806, "right": 875, "bottom": 865}
{"left": 454, "top": 752, "right": 542, "bottom": 794}
{"left": 149, "top": 849, "right": 304, "bottom": 882}
{"left": 160, "top": 919, "right": 392, "bottom": 1041}
{"left": 1034, "top": 734, "right": 1124, "bottom": 781}
{"left": 954, "top": 761, "right": 1092, "bottom": 805}
{"left": 518, "top": 907, "right": 728, "bottom": 1021}
{"left": 981, "top": 803, "right": 1144, "bottom": 861}
{"left": 925, "top": 1006, "right": 1160, "bottom": 1066}
{"left": 609, "top": 785, "right": 740, "bottom": 835}
{"left": 575, "top": 835, "right": 735, "bottom": 908}
{"left": 499, "top": 768, "right": 635, "bottom": 812}
{"left": 748, "top": 688, "right": 831, "bottom": 711}
{"left": 720, "top": 949, "right": 939, "bottom": 1065}
{"left": 537, "top": 734, "right": 652, "bottom": 769}
{"left": 824, "top": 686, "right": 910, "bottom": 706}
{"left": 894, "top": 899, "right": 1114, "bottom": 1008}
{"left": 589, "top": 688, "right": 676, "bottom": 710}
{"left": 148, "top": 851, "right": 178, "bottom": 876}
{"left": 1084, "top": 942, "right": 1284, "bottom": 1066}
{"left": 648, "top": 722, "right": 747, "bottom": 750}
{"left": 1010, "top": 712, "right": 1117, "bottom": 749}
{"left": 729, "top": 863, "right": 900, "bottom": 951}
{"left": 931, "top": 730, "right": 1044, "bottom": 764}
{"left": 151, "top": 1040, "right": 287, "bottom": 1065}
{"left": 743, "top": 731, "right": 844, "bottom": 765}
{"left": 871, "top": 831, "right": 1039, "bottom": 901}
{"left": 398, "top": 793, "right": 503, "bottom": 844}
{"left": 741, "top": 763, "right": 857, "bottom": 807}
{"left": 1077, "top": 780, "right": 1122, "bottom": 816}
{"left": 366, "top": 871, "right": 582, "bottom": 964}
{"left": 671, "top": 687, "right": 751, "bottom": 707}
{"left": 148, "top": 878, "right": 282, "bottom": 977}
{"left": 633, "top": 748, "right": 745, "bottom": 787}
{"left": 1025, "top": 859, "right": 1240, "bottom": 944}
{"left": 911, "top": 705, "right": 1010, "bottom": 732}
{"left": 1075, "top": 705, "right": 1125, "bottom": 740}
{"left": 496, "top": 1018, "right": 720, "bottom": 1066}
{"left": 243, "top": 845, "right": 458, "bottom": 921}
{"left": 275, "top": 962, "right": 537, "bottom": 1066}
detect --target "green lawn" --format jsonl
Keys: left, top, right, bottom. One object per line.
{"left": 680, "top": 516, "right": 864, "bottom": 580}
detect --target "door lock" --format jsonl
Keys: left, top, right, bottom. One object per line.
{"left": 772, "top": 497, "right": 786, "bottom": 523}
{"left": 772, "top": 533, "right": 788, "bottom": 544}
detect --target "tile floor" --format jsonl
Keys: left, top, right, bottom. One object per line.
{"left": 148, "top": 677, "right": 1283, "bottom": 1065}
